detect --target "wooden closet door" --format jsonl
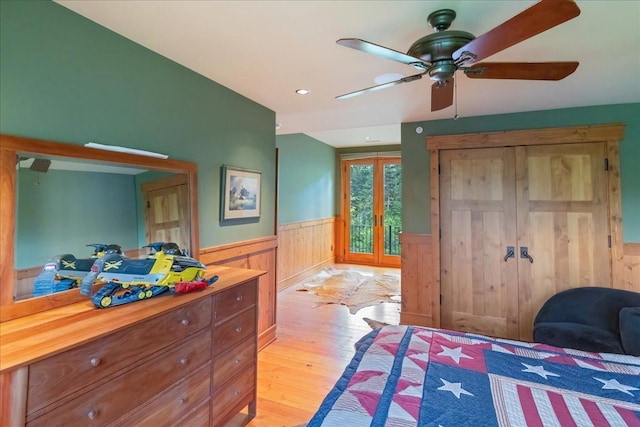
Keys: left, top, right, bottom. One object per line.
{"left": 516, "top": 143, "right": 611, "bottom": 340}
{"left": 440, "top": 148, "right": 519, "bottom": 339}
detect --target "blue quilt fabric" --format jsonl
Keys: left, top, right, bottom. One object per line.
{"left": 308, "top": 325, "right": 640, "bottom": 427}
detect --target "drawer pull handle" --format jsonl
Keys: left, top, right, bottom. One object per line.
{"left": 180, "top": 357, "right": 189, "bottom": 365}
{"left": 179, "top": 397, "right": 187, "bottom": 404}
{"left": 90, "top": 357, "right": 101, "bottom": 367}
{"left": 87, "top": 410, "right": 97, "bottom": 420}
{"left": 181, "top": 319, "right": 190, "bottom": 326}
{"left": 235, "top": 358, "right": 241, "bottom": 365}
{"left": 235, "top": 326, "right": 242, "bottom": 333}
{"left": 234, "top": 390, "right": 239, "bottom": 396}
{"left": 236, "top": 295, "right": 243, "bottom": 302}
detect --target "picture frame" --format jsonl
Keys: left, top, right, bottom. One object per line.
{"left": 221, "top": 165, "right": 261, "bottom": 221}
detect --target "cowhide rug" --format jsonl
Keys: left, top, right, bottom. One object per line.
{"left": 297, "top": 267, "right": 400, "bottom": 314}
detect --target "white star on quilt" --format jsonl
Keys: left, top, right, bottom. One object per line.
{"left": 437, "top": 345, "right": 472, "bottom": 364}
{"left": 437, "top": 378, "right": 474, "bottom": 399}
{"left": 594, "top": 377, "right": 639, "bottom": 396}
{"left": 521, "top": 363, "right": 560, "bottom": 379}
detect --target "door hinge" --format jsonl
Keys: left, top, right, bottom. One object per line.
{"left": 147, "top": 201, "right": 150, "bottom": 208}
{"left": 604, "top": 158, "right": 609, "bottom": 171}
{"left": 438, "top": 164, "right": 441, "bottom": 175}
{"left": 608, "top": 235, "right": 612, "bottom": 248}
{"left": 439, "top": 228, "right": 442, "bottom": 239}
{"left": 440, "top": 294, "right": 442, "bottom": 305}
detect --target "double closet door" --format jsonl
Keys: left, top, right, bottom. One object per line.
{"left": 440, "top": 142, "right": 611, "bottom": 340}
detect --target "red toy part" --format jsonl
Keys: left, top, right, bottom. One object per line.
{"left": 174, "top": 280, "right": 208, "bottom": 294}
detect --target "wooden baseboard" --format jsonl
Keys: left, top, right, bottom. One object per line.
{"left": 258, "top": 324, "right": 277, "bottom": 351}
{"left": 277, "top": 257, "right": 334, "bottom": 291}
{"left": 400, "top": 312, "right": 434, "bottom": 328}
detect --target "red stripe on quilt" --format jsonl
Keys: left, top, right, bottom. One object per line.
{"left": 517, "top": 385, "right": 544, "bottom": 427}
{"left": 616, "top": 406, "right": 640, "bottom": 427}
{"left": 547, "top": 390, "right": 578, "bottom": 427}
{"left": 581, "top": 398, "right": 608, "bottom": 426}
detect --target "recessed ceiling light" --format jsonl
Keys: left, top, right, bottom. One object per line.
{"left": 295, "top": 89, "right": 310, "bottom": 95}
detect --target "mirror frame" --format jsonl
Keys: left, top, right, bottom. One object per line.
{"left": 0, "top": 134, "right": 199, "bottom": 322}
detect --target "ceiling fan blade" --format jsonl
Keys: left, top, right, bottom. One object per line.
{"left": 465, "top": 62, "right": 579, "bottom": 80}
{"left": 337, "top": 38, "right": 429, "bottom": 69}
{"left": 453, "top": 0, "right": 580, "bottom": 65}
{"left": 336, "top": 73, "right": 425, "bottom": 100}
{"left": 431, "top": 78, "right": 454, "bottom": 111}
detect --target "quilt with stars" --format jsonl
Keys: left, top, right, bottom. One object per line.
{"left": 307, "top": 325, "right": 640, "bottom": 426}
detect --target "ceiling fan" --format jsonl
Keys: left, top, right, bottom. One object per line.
{"left": 336, "top": 0, "right": 581, "bottom": 112}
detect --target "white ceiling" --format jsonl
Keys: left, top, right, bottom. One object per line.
{"left": 56, "top": 1, "right": 640, "bottom": 148}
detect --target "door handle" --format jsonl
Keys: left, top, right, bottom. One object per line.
{"left": 520, "top": 247, "right": 534, "bottom": 263}
{"left": 503, "top": 246, "right": 515, "bottom": 262}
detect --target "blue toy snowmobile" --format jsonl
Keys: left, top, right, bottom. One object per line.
{"left": 33, "top": 243, "right": 122, "bottom": 297}
{"left": 80, "top": 242, "right": 217, "bottom": 308}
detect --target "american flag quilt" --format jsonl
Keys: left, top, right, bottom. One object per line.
{"left": 307, "top": 325, "right": 640, "bottom": 427}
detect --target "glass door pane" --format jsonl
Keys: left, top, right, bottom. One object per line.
{"left": 349, "top": 163, "right": 373, "bottom": 255}
{"left": 383, "top": 163, "right": 402, "bottom": 256}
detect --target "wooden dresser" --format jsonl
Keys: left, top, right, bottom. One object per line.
{"left": 0, "top": 265, "right": 263, "bottom": 427}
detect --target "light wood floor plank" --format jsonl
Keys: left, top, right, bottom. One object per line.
{"left": 224, "top": 264, "right": 400, "bottom": 426}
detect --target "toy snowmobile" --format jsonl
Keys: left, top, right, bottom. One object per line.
{"left": 80, "top": 242, "right": 217, "bottom": 308}
{"left": 32, "top": 243, "right": 122, "bottom": 297}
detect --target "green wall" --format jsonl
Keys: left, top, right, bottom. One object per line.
{"left": 1, "top": 0, "right": 276, "bottom": 250}
{"left": 275, "top": 134, "right": 337, "bottom": 224}
{"left": 16, "top": 168, "right": 138, "bottom": 268}
{"left": 401, "top": 103, "right": 640, "bottom": 241}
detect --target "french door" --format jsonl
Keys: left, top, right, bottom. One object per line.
{"left": 342, "top": 157, "right": 401, "bottom": 267}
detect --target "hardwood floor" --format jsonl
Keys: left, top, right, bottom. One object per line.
{"left": 225, "top": 264, "right": 400, "bottom": 427}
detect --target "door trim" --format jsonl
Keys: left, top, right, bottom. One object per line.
{"left": 426, "top": 123, "right": 625, "bottom": 328}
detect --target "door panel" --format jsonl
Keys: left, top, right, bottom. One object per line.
{"left": 345, "top": 161, "right": 375, "bottom": 264}
{"left": 380, "top": 161, "right": 402, "bottom": 264}
{"left": 343, "top": 158, "right": 401, "bottom": 267}
{"left": 516, "top": 143, "right": 610, "bottom": 340}
{"left": 440, "top": 148, "right": 519, "bottom": 339}
{"left": 144, "top": 179, "right": 190, "bottom": 254}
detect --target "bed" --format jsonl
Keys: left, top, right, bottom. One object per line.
{"left": 307, "top": 325, "right": 640, "bottom": 426}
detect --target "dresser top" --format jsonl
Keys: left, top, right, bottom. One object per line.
{"left": 0, "top": 265, "right": 263, "bottom": 372}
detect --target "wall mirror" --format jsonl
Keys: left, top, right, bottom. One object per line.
{"left": 0, "top": 134, "right": 199, "bottom": 322}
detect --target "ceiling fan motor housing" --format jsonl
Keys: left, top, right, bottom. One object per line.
{"left": 408, "top": 30, "right": 475, "bottom": 81}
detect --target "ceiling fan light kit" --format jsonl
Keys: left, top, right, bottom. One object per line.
{"left": 336, "top": 0, "right": 581, "bottom": 112}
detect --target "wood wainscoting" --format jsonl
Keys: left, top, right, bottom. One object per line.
{"left": 200, "top": 236, "right": 277, "bottom": 350}
{"left": 399, "top": 233, "right": 435, "bottom": 327}
{"left": 277, "top": 217, "right": 335, "bottom": 291}
{"left": 623, "top": 243, "right": 640, "bottom": 291}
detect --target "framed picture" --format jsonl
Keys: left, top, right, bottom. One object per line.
{"left": 221, "top": 165, "right": 261, "bottom": 220}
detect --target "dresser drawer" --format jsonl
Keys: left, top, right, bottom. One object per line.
{"left": 211, "top": 367, "right": 255, "bottom": 427}
{"left": 214, "top": 281, "right": 256, "bottom": 324}
{"left": 111, "top": 363, "right": 211, "bottom": 427}
{"left": 27, "top": 330, "right": 212, "bottom": 427}
{"left": 177, "top": 400, "right": 210, "bottom": 427}
{"left": 213, "top": 336, "right": 256, "bottom": 387}
{"left": 27, "top": 297, "right": 212, "bottom": 415}
{"left": 212, "top": 307, "right": 256, "bottom": 356}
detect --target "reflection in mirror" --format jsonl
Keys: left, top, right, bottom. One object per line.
{"left": 1, "top": 134, "right": 199, "bottom": 322}
{"left": 14, "top": 156, "right": 190, "bottom": 301}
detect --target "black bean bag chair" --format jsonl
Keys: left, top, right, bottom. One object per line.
{"left": 533, "top": 287, "right": 640, "bottom": 355}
